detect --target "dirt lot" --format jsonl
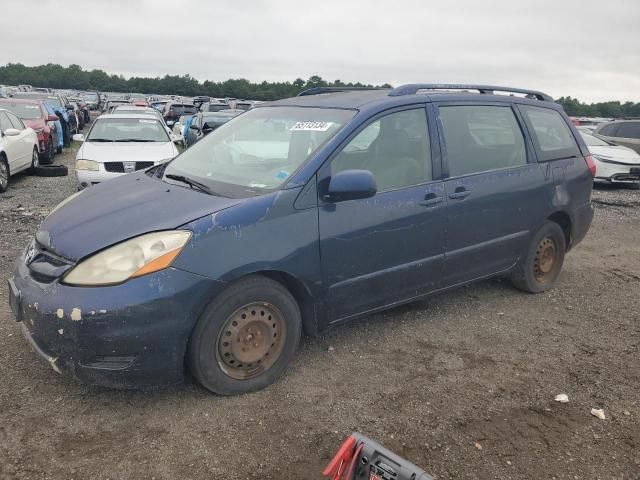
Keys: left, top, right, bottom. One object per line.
{"left": 0, "top": 139, "right": 638, "bottom": 479}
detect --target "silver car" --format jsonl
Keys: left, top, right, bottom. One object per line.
{"left": 593, "top": 120, "right": 640, "bottom": 155}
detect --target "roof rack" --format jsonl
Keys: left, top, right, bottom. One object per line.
{"left": 297, "top": 87, "right": 386, "bottom": 97}
{"left": 388, "top": 84, "right": 554, "bottom": 102}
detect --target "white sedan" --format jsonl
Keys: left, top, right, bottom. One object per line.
{"left": 581, "top": 131, "right": 640, "bottom": 187}
{"left": 73, "top": 113, "right": 180, "bottom": 188}
{"left": 0, "top": 108, "right": 39, "bottom": 192}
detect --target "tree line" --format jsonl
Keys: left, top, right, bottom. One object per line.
{"left": 0, "top": 63, "right": 389, "bottom": 101}
{"left": 1, "top": 63, "right": 638, "bottom": 118}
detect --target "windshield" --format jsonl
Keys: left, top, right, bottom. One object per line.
{"left": 87, "top": 117, "right": 170, "bottom": 142}
{"left": 581, "top": 132, "right": 613, "bottom": 147}
{"left": 164, "top": 106, "right": 354, "bottom": 195}
{"left": 0, "top": 102, "right": 43, "bottom": 120}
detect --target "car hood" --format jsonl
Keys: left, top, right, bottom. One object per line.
{"left": 589, "top": 144, "right": 640, "bottom": 164}
{"left": 24, "top": 119, "right": 45, "bottom": 130}
{"left": 78, "top": 141, "right": 177, "bottom": 163}
{"left": 37, "top": 172, "right": 241, "bottom": 261}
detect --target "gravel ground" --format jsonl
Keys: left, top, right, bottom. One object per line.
{"left": 0, "top": 136, "right": 638, "bottom": 479}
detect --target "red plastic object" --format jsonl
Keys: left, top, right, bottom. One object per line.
{"left": 323, "top": 435, "right": 357, "bottom": 480}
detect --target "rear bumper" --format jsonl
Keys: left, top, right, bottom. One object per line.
{"left": 10, "top": 252, "right": 226, "bottom": 389}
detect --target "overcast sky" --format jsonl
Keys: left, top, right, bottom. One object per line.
{"left": 2, "top": 0, "right": 639, "bottom": 102}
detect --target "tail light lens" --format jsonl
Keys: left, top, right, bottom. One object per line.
{"left": 584, "top": 155, "right": 597, "bottom": 177}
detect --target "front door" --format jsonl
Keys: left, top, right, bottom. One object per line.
{"left": 318, "top": 106, "right": 447, "bottom": 322}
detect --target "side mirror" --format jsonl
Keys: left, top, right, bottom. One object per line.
{"left": 73, "top": 134, "right": 85, "bottom": 142}
{"left": 47, "top": 115, "right": 59, "bottom": 122}
{"left": 3, "top": 128, "right": 21, "bottom": 137}
{"left": 324, "top": 169, "right": 377, "bottom": 202}
{"left": 170, "top": 134, "right": 181, "bottom": 143}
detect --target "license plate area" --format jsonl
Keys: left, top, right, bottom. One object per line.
{"left": 7, "top": 278, "right": 23, "bottom": 322}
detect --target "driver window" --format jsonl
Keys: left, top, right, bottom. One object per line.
{"left": 331, "top": 108, "right": 432, "bottom": 192}
{"left": 439, "top": 105, "right": 526, "bottom": 177}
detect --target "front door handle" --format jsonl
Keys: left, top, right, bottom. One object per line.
{"left": 449, "top": 188, "right": 470, "bottom": 200}
{"left": 420, "top": 193, "right": 444, "bottom": 207}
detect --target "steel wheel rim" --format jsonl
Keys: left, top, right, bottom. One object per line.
{"left": 534, "top": 236, "right": 557, "bottom": 281}
{"left": 32, "top": 150, "right": 39, "bottom": 168}
{"left": 0, "top": 162, "right": 8, "bottom": 189}
{"left": 216, "top": 302, "right": 286, "bottom": 380}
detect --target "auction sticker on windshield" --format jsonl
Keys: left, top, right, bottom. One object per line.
{"left": 290, "top": 121, "right": 333, "bottom": 131}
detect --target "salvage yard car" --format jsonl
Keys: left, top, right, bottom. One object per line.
{"left": 8, "top": 84, "right": 594, "bottom": 395}
{"left": 580, "top": 131, "right": 640, "bottom": 187}
{"left": 72, "top": 113, "right": 179, "bottom": 188}
{"left": 0, "top": 108, "right": 39, "bottom": 192}
{"left": 0, "top": 98, "right": 60, "bottom": 163}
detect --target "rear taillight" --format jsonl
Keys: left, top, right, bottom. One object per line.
{"left": 584, "top": 154, "right": 597, "bottom": 177}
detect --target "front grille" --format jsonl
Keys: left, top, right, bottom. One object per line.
{"left": 104, "top": 162, "right": 124, "bottom": 173}
{"left": 104, "top": 162, "right": 154, "bottom": 173}
{"left": 136, "top": 161, "right": 153, "bottom": 170}
{"left": 26, "top": 241, "right": 74, "bottom": 283}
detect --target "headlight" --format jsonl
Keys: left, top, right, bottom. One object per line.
{"left": 63, "top": 231, "right": 192, "bottom": 286}
{"left": 76, "top": 159, "right": 99, "bottom": 171}
{"left": 49, "top": 191, "right": 83, "bottom": 216}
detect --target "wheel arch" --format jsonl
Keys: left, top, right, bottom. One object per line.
{"left": 547, "top": 211, "right": 572, "bottom": 250}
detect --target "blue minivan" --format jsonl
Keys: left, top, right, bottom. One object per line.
{"left": 8, "top": 85, "right": 595, "bottom": 394}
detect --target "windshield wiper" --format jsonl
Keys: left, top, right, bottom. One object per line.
{"left": 88, "top": 138, "right": 113, "bottom": 142}
{"left": 165, "top": 174, "right": 216, "bottom": 195}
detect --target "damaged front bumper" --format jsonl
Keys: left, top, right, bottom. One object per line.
{"left": 9, "top": 253, "right": 226, "bottom": 389}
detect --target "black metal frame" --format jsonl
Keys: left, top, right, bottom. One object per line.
{"left": 388, "top": 83, "right": 553, "bottom": 101}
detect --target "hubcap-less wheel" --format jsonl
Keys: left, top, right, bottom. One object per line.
{"left": 0, "top": 161, "right": 8, "bottom": 190}
{"left": 534, "top": 237, "right": 557, "bottom": 281}
{"left": 217, "top": 302, "right": 286, "bottom": 380}
{"left": 31, "top": 149, "right": 39, "bottom": 168}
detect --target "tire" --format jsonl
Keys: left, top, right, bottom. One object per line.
{"left": 188, "top": 275, "right": 302, "bottom": 395}
{"left": 511, "top": 221, "right": 566, "bottom": 293}
{"left": 33, "top": 164, "right": 68, "bottom": 177}
{"left": 40, "top": 137, "right": 55, "bottom": 164}
{"left": 29, "top": 148, "right": 40, "bottom": 174}
{"left": 0, "top": 156, "right": 9, "bottom": 193}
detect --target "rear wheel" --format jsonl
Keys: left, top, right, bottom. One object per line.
{"left": 41, "top": 137, "right": 55, "bottom": 164}
{"left": 188, "top": 275, "right": 301, "bottom": 395}
{"left": 511, "top": 221, "right": 566, "bottom": 293}
{"left": 0, "top": 157, "right": 9, "bottom": 193}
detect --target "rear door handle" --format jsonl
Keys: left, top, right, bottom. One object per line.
{"left": 449, "top": 189, "right": 470, "bottom": 200}
{"left": 420, "top": 194, "right": 444, "bottom": 207}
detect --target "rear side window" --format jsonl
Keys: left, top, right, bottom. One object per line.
{"left": 520, "top": 105, "right": 580, "bottom": 161}
{"left": 6, "top": 111, "right": 25, "bottom": 129}
{"left": 597, "top": 124, "right": 618, "bottom": 136}
{"left": 615, "top": 122, "right": 640, "bottom": 139}
{"left": 439, "top": 105, "right": 526, "bottom": 177}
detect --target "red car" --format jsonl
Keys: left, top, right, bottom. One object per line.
{"left": 0, "top": 98, "right": 59, "bottom": 163}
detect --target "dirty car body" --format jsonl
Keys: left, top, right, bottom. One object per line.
{"left": 9, "top": 85, "right": 594, "bottom": 392}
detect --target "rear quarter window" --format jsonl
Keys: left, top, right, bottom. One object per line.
{"left": 615, "top": 122, "right": 640, "bottom": 139}
{"left": 520, "top": 105, "right": 580, "bottom": 161}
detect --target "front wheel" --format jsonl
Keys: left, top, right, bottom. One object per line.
{"left": 29, "top": 148, "right": 39, "bottom": 173}
{"left": 188, "top": 275, "right": 301, "bottom": 395}
{"left": 511, "top": 221, "right": 566, "bottom": 293}
{"left": 0, "top": 157, "right": 9, "bottom": 193}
